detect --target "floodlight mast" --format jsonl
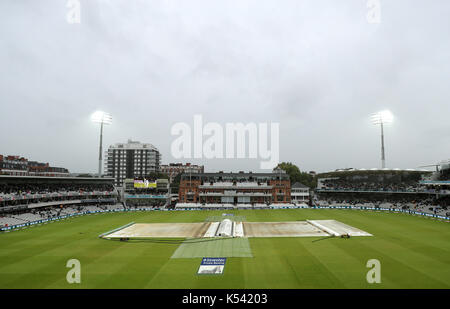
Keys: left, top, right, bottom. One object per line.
{"left": 98, "top": 121, "right": 104, "bottom": 177}
{"left": 91, "top": 112, "right": 112, "bottom": 177}
{"left": 380, "top": 121, "right": 385, "bottom": 169}
{"left": 371, "top": 110, "right": 393, "bottom": 169}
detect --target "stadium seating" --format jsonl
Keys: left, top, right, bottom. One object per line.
{"left": 0, "top": 216, "right": 26, "bottom": 226}
{"left": 0, "top": 183, "right": 115, "bottom": 196}
{"left": 313, "top": 195, "right": 449, "bottom": 216}
{"left": 105, "top": 204, "right": 125, "bottom": 210}
{"left": 0, "top": 203, "right": 128, "bottom": 229}
{"left": 14, "top": 213, "right": 42, "bottom": 222}
{"left": 319, "top": 179, "right": 424, "bottom": 192}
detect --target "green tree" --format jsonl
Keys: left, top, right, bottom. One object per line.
{"left": 169, "top": 173, "right": 182, "bottom": 194}
{"left": 276, "top": 162, "right": 316, "bottom": 189}
{"left": 171, "top": 173, "right": 182, "bottom": 185}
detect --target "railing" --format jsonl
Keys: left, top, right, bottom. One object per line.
{"left": 0, "top": 191, "right": 117, "bottom": 202}
{"left": 316, "top": 188, "right": 430, "bottom": 194}
{"left": 199, "top": 192, "right": 271, "bottom": 196}
{"left": 420, "top": 180, "right": 450, "bottom": 185}
{"left": 0, "top": 198, "right": 118, "bottom": 213}
{"left": 124, "top": 194, "right": 167, "bottom": 199}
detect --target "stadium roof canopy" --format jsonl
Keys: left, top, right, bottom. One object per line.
{"left": 317, "top": 168, "right": 432, "bottom": 178}
{"left": 330, "top": 168, "right": 429, "bottom": 172}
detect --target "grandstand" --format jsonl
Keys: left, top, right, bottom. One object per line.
{"left": 122, "top": 177, "right": 169, "bottom": 207}
{"left": 0, "top": 175, "right": 119, "bottom": 229}
{"left": 314, "top": 168, "right": 450, "bottom": 217}
{"left": 0, "top": 204, "right": 126, "bottom": 230}
{"left": 174, "top": 202, "right": 304, "bottom": 210}
{"left": 178, "top": 170, "right": 291, "bottom": 204}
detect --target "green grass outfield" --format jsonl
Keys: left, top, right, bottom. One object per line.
{"left": 0, "top": 209, "right": 449, "bottom": 289}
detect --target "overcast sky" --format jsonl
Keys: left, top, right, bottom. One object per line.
{"left": 1, "top": 0, "right": 449, "bottom": 174}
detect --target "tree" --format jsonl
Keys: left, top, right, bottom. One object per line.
{"left": 276, "top": 162, "right": 316, "bottom": 189}
{"left": 171, "top": 173, "right": 182, "bottom": 185}
{"left": 169, "top": 173, "right": 182, "bottom": 194}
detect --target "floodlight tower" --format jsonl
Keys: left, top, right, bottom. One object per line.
{"left": 91, "top": 111, "right": 112, "bottom": 177}
{"left": 371, "top": 110, "right": 393, "bottom": 169}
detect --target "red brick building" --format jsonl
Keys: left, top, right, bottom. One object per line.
{"left": 0, "top": 155, "right": 69, "bottom": 177}
{"left": 179, "top": 170, "right": 291, "bottom": 204}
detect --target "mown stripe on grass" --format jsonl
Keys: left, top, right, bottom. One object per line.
{"left": 334, "top": 238, "right": 449, "bottom": 288}
{"left": 1, "top": 209, "right": 449, "bottom": 289}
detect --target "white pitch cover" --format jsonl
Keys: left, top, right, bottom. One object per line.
{"left": 233, "top": 222, "right": 244, "bottom": 237}
{"left": 203, "top": 222, "right": 220, "bottom": 238}
{"left": 306, "top": 220, "right": 340, "bottom": 236}
{"left": 215, "top": 219, "right": 233, "bottom": 237}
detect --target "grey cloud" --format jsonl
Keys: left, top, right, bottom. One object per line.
{"left": 0, "top": 0, "right": 449, "bottom": 174}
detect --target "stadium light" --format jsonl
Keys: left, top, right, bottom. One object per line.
{"left": 371, "top": 110, "right": 393, "bottom": 169}
{"left": 91, "top": 111, "right": 112, "bottom": 177}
